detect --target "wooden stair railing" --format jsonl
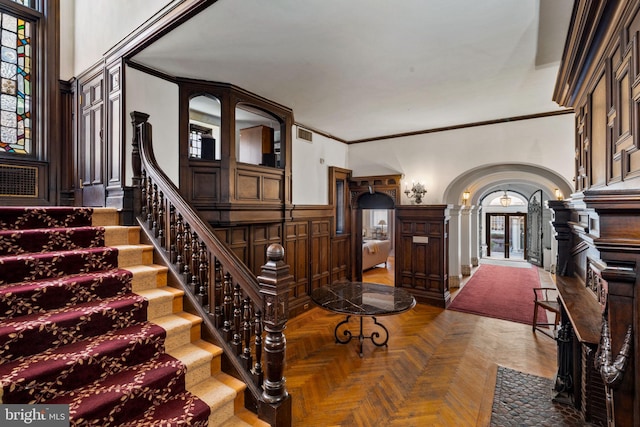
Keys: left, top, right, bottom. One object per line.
{"left": 130, "top": 111, "right": 292, "bottom": 426}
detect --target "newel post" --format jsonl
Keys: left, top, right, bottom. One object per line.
{"left": 130, "top": 111, "right": 149, "bottom": 220}
{"left": 258, "top": 243, "right": 292, "bottom": 426}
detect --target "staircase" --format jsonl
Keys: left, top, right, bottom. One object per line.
{"left": 0, "top": 206, "right": 265, "bottom": 426}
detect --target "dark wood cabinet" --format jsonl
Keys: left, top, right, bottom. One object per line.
{"left": 395, "top": 205, "right": 450, "bottom": 307}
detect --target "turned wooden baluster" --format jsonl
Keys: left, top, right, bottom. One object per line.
{"left": 196, "top": 241, "right": 208, "bottom": 307}
{"left": 232, "top": 284, "right": 243, "bottom": 355}
{"left": 157, "top": 191, "right": 165, "bottom": 246}
{"left": 140, "top": 171, "right": 148, "bottom": 220}
{"left": 151, "top": 184, "right": 158, "bottom": 232}
{"left": 241, "top": 298, "right": 253, "bottom": 371}
{"left": 175, "top": 214, "right": 184, "bottom": 272}
{"left": 253, "top": 310, "right": 264, "bottom": 386}
{"left": 222, "top": 272, "right": 233, "bottom": 342}
{"left": 213, "top": 259, "right": 223, "bottom": 327}
{"left": 182, "top": 224, "right": 192, "bottom": 282}
{"left": 146, "top": 177, "right": 153, "bottom": 229}
{"left": 169, "top": 205, "right": 177, "bottom": 263}
{"left": 258, "top": 243, "right": 292, "bottom": 410}
{"left": 189, "top": 231, "right": 200, "bottom": 294}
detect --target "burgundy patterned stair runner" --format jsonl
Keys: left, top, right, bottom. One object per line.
{"left": 0, "top": 207, "right": 211, "bottom": 426}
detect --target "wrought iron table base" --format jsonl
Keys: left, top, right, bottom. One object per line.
{"left": 334, "top": 315, "right": 389, "bottom": 357}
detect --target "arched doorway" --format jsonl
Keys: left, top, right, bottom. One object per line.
{"left": 442, "top": 163, "right": 572, "bottom": 286}
{"left": 353, "top": 190, "right": 396, "bottom": 283}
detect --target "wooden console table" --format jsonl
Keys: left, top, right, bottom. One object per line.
{"left": 555, "top": 275, "right": 606, "bottom": 425}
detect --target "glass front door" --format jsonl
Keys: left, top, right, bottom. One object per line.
{"left": 487, "top": 213, "right": 526, "bottom": 259}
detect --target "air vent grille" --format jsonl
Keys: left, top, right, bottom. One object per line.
{"left": 0, "top": 163, "right": 38, "bottom": 197}
{"left": 297, "top": 126, "right": 313, "bottom": 142}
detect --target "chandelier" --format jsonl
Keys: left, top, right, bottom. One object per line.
{"left": 500, "top": 191, "right": 511, "bottom": 207}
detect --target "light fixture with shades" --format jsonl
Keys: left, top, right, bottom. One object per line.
{"left": 555, "top": 188, "right": 563, "bottom": 200}
{"left": 404, "top": 182, "right": 427, "bottom": 204}
{"left": 500, "top": 191, "right": 512, "bottom": 207}
{"left": 378, "top": 219, "right": 387, "bottom": 238}
{"left": 462, "top": 190, "right": 470, "bottom": 205}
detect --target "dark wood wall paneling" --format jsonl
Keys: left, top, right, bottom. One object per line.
{"left": 551, "top": 1, "right": 640, "bottom": 425}
{"left": 213, "top": 205, "right": 337, "bottom": 318}
{"left": 177, "top": 81, "right": 293, "bottom": 226}
{"left": 395, "top": 206, "right": 450, "bottom": 308}
{"left": 59, "top": 80, "right": 75, "bottom": 205}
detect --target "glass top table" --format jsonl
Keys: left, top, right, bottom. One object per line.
{"left": 310, "top": 282, "right": 416, "bottom": 357}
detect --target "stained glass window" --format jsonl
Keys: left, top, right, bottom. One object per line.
{"left": 0, "top": 10, "right": 30, "bottom": 154}
{"left": 11, "top": 0, "right": 31, "bottom": 7}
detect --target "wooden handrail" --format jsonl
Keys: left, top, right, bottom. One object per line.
{"left": 130, "top": 111, "right": 291, "bottom": 426}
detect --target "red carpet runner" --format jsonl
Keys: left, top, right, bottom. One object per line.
{"left": 448, "top": 263, "right": 547, "bottom": 325}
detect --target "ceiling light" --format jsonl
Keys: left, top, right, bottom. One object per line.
{"left": 500, "top": 191, "right": 511, "bottom": 207}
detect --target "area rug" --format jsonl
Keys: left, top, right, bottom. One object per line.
{"left": 448, "top": 264, "right": 547, "bottom": 325}
{"left": 491, "top": 366, "right": 591, "bottom": 426}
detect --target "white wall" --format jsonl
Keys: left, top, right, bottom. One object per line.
{"left": 59, "top": 0, "right": 74, "bottom": 80}
{"left": 292, "top": 129, "right": 348, "bottom": 205}
{"left": 125, "top": 67, "right": 180, "bottom": 185}
{"left": 65, "top": 0, "right": 169, "bottom": 79}
{"left": 347, "top": 114, "right": 575, "bottom": 204}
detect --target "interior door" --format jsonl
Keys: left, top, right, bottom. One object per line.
{"left": 78, "top": 71, "right": 106, "bottom": 207}
{"left": 527, "top": 190, "right": 543, "bottom": 266}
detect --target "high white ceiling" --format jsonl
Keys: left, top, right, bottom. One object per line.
{"left": 131, "top": 0, "right": 574, "bottom": 142}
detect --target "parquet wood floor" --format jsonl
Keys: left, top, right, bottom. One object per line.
{"left": 286, "top": 257, "right": 558, "bottom": 426}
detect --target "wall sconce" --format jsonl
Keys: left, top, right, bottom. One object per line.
{"left": 554, "top": 188, "right": 563, "bottom": 200}
{"left": 405, "top": 182, "right": 427, "bottom": 204}
{"left": 462, "top": 190, "right": 470, "bottom": 206}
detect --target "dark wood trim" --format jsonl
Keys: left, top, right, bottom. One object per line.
{"left": 553, "top": 1, "right": 621, "bottom": 107}
{"left": 58, "top": 79, "right": 74, "bottom": 205}
{"left": 43, "top": 0, "right": 60, "bottom": 204}
{"left": 126, "top": 59, "right": 178, "bottom": 83}
{"left": 342, "top": 110, "right": 574, "bottom": 144}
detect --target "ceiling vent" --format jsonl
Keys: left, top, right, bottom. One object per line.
{"left": 297, "top": 126, "right": 313, "bottom": 143}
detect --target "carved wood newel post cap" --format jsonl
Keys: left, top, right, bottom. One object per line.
{"left": 267, "top": 243, "right": 285, "bottom": 262}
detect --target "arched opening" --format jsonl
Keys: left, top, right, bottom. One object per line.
{"left": 354, "top": 191, "right": 395, "bottom": 283}
{"left": 443, "top": 163, "right": 572, "bottom": 286}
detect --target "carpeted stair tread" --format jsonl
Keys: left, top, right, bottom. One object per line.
{"left": 47, "top": 353, "right": 192, "bottom": 426}
{"left": 220, "top": 414, "right": 261, "bottom": 427}
{"left": 169, "top": 342, "right": 217, "bottom": 389}
{"left": 119, "top": 390, "right": 211, "bottom": 427}
{"left": 124, "top": 264, "right": 168, "bottom": 292}
{"left": 152, "top": 313, "right": 202, "bottom": 352}
{"left": 0, "top": 293, "right": 148, "bottom": 363}
{"left": 115, "top": 244, "right": 155, "bottom": 267}
{"left": 0, "top": 207, "right": 94, "bottom": 230}
{"left": 0, "top": 269, "right": 133, "bottom": 320}
{"left": 190, "top": 376, "right": 240, "bottom": 426}
{"left": 0, "top": 226, "right": 105, "bottom": 255}
{"left": 119, "top": 389, "right": 212, "bottom": 427}
{"left": 0, "top": 247, "right": 120, "bottom": 285}
{"left": 136, "top": 286, "right": 182, "bottom": 321}
{"left": 0, "top": 322, "right": 167, "bottom": 403}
